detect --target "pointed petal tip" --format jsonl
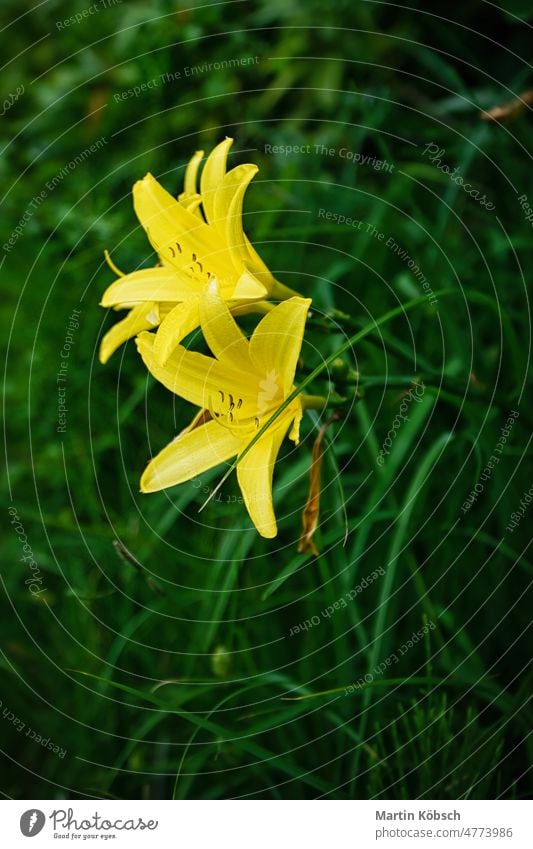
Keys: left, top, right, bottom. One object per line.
{"left": 207, "top": 137, "right": 234, "bottom": 160}
{"left": 133, "top": 172, "right": 159, "bottom": 197}
{"left": 134, "top": 172, "right": 153, "bottom": 186}
{"left": 229, "top": 162, "right": 259, "bottom": 177}
{"left": 100, "top": 293, "right": 119, "bottom": 308}
{"left": 140, "top": 463, "right": 160, "bottom": 493}
{"left": 231, "top": 268, "right": 268, "bottom": 301}
{"left": 135, "top": 330, "right": 155, "bottom": 352}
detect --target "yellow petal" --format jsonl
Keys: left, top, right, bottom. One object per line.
{"left": 214, "top": 164, "right": 257, "bottom": 225}
{"left": 99, "top": 302, "right": 159, "bottom": 364}
{"left": 268, "top": 277, "right": 303, "bottom": 300}
{"left": 100, "top": 267, "right": 201, "bottom": 307}
{"left": 216, "top": 168, "right": 298, "bottom": 298}
{"left": 240, "top": 236, "right": 278, "bottom": 290}
{"left": 230, "top": 268, "right": 268, "bottom": 301}
{"left": 215, "top": 164, "right": 258, "bottom": 266}
{"left": 243, "top": 241, "right": 301, "bottom": 299}
{"left": 136, "top": 331, "right": 257, "bottom": 411}
{"left": 177, "top": 192, "right": 203, "bottom": 217}
{"left": 249, "top": 297, "right": 311, "bottom": 395}
{"left": 174, "top": 407, "right": 212, "bottom": 439}
{"left": 184, "top": 149, "right": 204, "bottom": 196}
{"left": 200, "top": 279, "right": 252, "bottom": 369}
{"left": 199, "top": 137, "right": 233, "bottom": 224}
{"left": 229, "top": 300, "right": 274, "bottom": 318}
{"left": 213, "top": 162, "right": 291, "bottom": 294}
{"left": 289, "top": 399, "right": 303, "bottom": 444}
{"left": 133, "top": 173, "right": 231, "bottom": 281}
{"left": 152, "top": 297, "right": 201, "bottom": 364}
{"left": 141, "top": 420, "right": 241, "bottom": 492}
{"left": 236, "top": 415, "right": 293, "bottom": 538}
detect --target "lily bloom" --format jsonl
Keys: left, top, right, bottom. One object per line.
{"left": 136, "top": 281, "right": 318, "bottom": 538}
{"left": 99, "top": 138, "right": 296, "bottom": 364}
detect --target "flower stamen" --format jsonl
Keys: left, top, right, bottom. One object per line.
{"left": 207, "top": 391, "right": 253, "bottom": 432}
{"left": 104, "top": 249, "right": 125, "bottom": 278}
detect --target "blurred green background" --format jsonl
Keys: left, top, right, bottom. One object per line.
{"left": 1, "top": 0, "right": 532, "bottom": 799}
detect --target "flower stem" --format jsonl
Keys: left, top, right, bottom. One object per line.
{"left": 200, "top": 289, "right": 458, "bottom": 511}
{"left": 301, "top": 394, "right": 327, "bottom": 410}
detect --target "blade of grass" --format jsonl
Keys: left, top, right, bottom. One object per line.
{"left": 199, "top": 289, "right": 457, "bottom": 512}
{"left": 351, "top": 431, "right": 454, "bottom": 782}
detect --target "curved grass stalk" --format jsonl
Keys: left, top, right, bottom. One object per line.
{"left": 199, "top": 289, "right": 458, "bottom": 513}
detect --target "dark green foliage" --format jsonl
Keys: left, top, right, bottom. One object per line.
{"left": 1, "top": 0, "right": 531, "bottom": 799}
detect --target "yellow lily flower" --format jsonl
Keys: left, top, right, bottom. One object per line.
{"left": 99, "top": 138, "right": 296, "bottom": 364}
{"left": 136, "top": 281, "right": 315, "bottom": 538}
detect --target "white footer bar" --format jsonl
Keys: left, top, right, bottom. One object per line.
{"left": 1, "top": 799, "right": 531, "bottom": 848}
